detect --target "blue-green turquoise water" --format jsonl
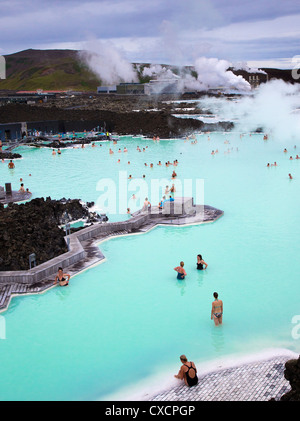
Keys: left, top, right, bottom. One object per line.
{"left": 0, "top": 126, "right": 300, "bottom": 400}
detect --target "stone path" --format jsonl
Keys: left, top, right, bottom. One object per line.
{"left": 149, "top": 355, "right": 291, "bottom": 401}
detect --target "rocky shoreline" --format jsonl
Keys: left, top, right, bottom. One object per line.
{"left": 0, "top": 97, "right": 234, "bottom": 140}
{"left": 0, "top": 197, "right": 101, "bottom": 271}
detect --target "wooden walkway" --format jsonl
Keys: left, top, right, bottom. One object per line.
{"left": 0, "top": 280, "right": 54, "bottom": 312}
{"left": 0, "top": 229, "right": 134, "bottom": 312}
{"left": 0, "top": 204, "right": 223, "bottom": 313}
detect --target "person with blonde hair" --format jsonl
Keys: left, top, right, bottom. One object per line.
{"left": 174, "top": 355, "right": 198, "bottom": 387}
{"left": 174, "top": 261, "right": 186, "bottom": 280}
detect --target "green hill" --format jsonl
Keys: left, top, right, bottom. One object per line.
{"left": 0, "top": 49, "right": 101, "bottom": 91}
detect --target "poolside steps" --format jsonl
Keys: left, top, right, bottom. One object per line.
{"left": 0, "top": 280, "right": 54, "bottom": 311}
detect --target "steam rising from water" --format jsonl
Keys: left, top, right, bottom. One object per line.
{"left": 79, "top": 40, "right": 138, "bottom": 85}
{"left": 218, "top": 79, "right": 300, "bottom": 141}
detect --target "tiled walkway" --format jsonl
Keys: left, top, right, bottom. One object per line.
{"left": 150, "top": 355, "right": 291, "bottom": 401}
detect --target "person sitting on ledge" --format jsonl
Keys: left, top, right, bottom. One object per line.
{"left": 19, "top": 183, "right": 25, "bottom": 193}
{"left": 174, "top": 261, "right": 186, "bottom": 280}
{"left": 174, "top": 355, "right": 198, "bottom": 387}
{"left": 142, "top": 197, "right": 151, "bottom": 211}
{"left": 54, "top": 267, "right": 71, "bottom": 287}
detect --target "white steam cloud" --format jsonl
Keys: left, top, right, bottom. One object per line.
{"left": 208, "top": 79, "right": 300, "bottom": 141}
{"left": 79, "top": 40, "right": 138, "bottom": 85}
{"left": 142, "top": 57, "right": 251, "bottom": 93}
{"left": 232, "top": 61, "right": 267, "bottom": 75}
{"left": 188, "top": 57, "right": 251, "bottom": 91}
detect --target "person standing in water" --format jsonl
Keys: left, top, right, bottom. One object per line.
{"left": 211, "top": 292, "right": 223, "bottom": 326}
{"left": 197, "top": 254, "right": 208, "bottom": 270}
{"left": 174, "top": 261, "right": 187, "bottom": 280}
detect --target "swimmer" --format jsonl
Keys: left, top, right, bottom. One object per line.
{"left": 19, "top": 183, "right": 25, "bottom": 193}
{"left": 142, "top": 197, "right": 151, "bottom": 211}
{"left": 171, "top": 170, "right": 177, "bottom": 179}
{"left": 296, "top": 155, "right": 300, "bottom": 159}
{"left": 57, "top": 149, "right": 61, "bottom": 155}
{"left": 211, "top": 292, "right": 223, "bottom": 326}
{"left": 157, "top": 161, "right": 162, "bottom": 166}
{"left": 124, "top": 147, "right": 128, "bottom": 152}
{"left": 54, "top": 267, "right": 71, "bottom": 287}
{"left": 267, "top": 163, "right": 270, "bottom": 167}
{"left": 8, "top": 160, "right": 15, "bottom": 169}
{"left": 289, "top": 173, "right": 293, "bottom": 179}
{"left": 197, "top": 254, "right": 208, "bottom": 270}
{"left": 127, "top": 208, "right": 131, "bottom": 214}
{"left": 170, "top": 184, "right": 176, "bottom": 195}
{"left": 52, "top": 149, "right": 56, "bottom": 155}
{"left": 174, "top": 355, "right": 198, "bottom": 387}
{"left": 128, "top": 174, "right": 132, "bottom": 179}
{"left": 290, "top": 156, "right": 293, "bottom": 160}
{"left": 117, "top": 159, "right": 120, "bottom": 163}
{"left": 284, "top": 148, "right": 287, "bottom": 153}
{"left": 174, "top": 262, "right": 186, "bottom": 280}
{"left": 26, "top": 188, "right": 31, "bottom": 194}
{"left": 109, "top": 148, "right": 114, "bottom": 154}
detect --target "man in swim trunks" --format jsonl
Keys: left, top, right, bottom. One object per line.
{"left": 174, "top": 355, "right": 198, "bottom": 387}
{"left": 54, "top": 267, "right": 71, "bottom": 286}
{"left": 8, "top": 160, "right": 15, "bottom": 169}
{"left": 211, "top": 292, "right": 223, "bottom": 325}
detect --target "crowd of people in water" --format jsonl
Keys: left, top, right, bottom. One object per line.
{"left": 2, "top": 131, "right": 296, "bottom": 390}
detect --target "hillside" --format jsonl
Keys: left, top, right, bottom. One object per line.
{"left": 0, "top": 49, "right": 298, "bottom": 92}
{"left": 0, "top": 49, "right": 101, "bottom": 91}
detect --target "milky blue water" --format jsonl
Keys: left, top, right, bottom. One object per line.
{"left": 0, "top": 126, "right": 300, "bottom": 400}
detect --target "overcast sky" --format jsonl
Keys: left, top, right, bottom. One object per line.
{"left": 1, "top": 0, "right": 300, "bottom": 68}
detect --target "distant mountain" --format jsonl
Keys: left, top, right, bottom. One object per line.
{"left": 0, "top": 49, "right": 101, "bottom": 91}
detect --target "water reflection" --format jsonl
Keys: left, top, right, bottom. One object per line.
{"left": 176, "top": 279, "right": 186, "bottom": 296}
{"left": 210, "top": 323, "right": 225, "bottom": 354}
{"left": 196, "top": 270, "right": 207, "bottom": 288}
{"left": 54, "top": 286, "right": 71, "bottom": 301}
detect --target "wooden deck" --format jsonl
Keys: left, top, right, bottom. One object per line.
{"left": 0, "top": 280, "right": 54, "bottom": 311}
{"left": 0, "top": 203, "right": 224, "bottom": 313}
{"left": 0, "top": 191, "right": 32, "bottom": 205}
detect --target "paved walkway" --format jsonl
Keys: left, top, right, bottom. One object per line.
{"left": 149, "top": 355, "right": 291, "bottom": 401}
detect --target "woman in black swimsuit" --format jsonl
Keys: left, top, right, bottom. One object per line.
{"left": 54, "top": 267, "right": 71, "bottom": 287}
{"left": 174, "top": 355, "right": 198, "bottom": 387}
{"left": 197, "top": 254, "right": 208, "bottom": 270}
